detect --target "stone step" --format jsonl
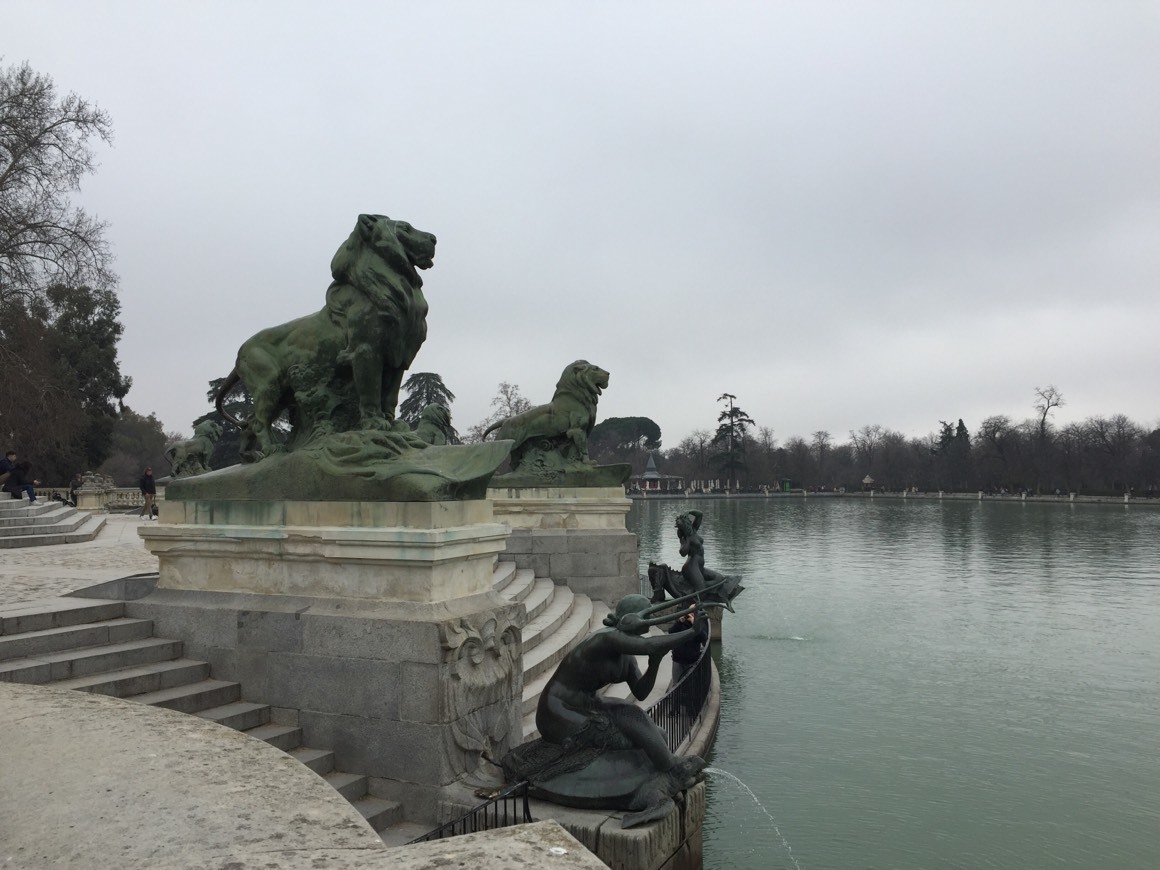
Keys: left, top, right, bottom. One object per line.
{"left": 51, "top": 658, "right": 211, "bottom": 697}
{"left": 0, "top": 636, "right": 182, "bottom": 684}
{"left": 0, "top": 595, "right": 406, "bottom": 841}
{"left": 197, "top": 701, "right": 271, "bottom": 731}
{"left": 0, "top": 617, "right": 154, "bottom": 661}
{"left": 522, "top": 593, "right": 594, "bottom": 686}
{"left": 520, "top": 579, "right": 556, "bottom": 624}
{"left": 378, "top": 821, "right": 434, "bottom": 847}
{"left": 243, "top": 723, "right": 303, "bottom": 752}
{"left": 0, "top": 514, "right": 106, "bottom": 549}
{"left": 324, "top": 771, "right": 368, "bottom": 802}
{"left": 0, "top": 598, "right": 125, "bottom": 637}
{"left": 353, "top": 796, "right": 403, "bottom": 833}
{"left": 521, "top": 584, "right": 576, "bottom": 655}
{"left": 0, "top": 507, "right": 88, "bottom": 533}
{"left": 0, "top": 504, "right": 77, "bottom": 528}
{"left": 0, "top": 499, "right": 57, "bottom": 515}
{"left": 498, "top": 568, "right": 537, "bottom": 604}
{"left": 290, "top": 746, "right": 335, "bottom": 775}
{"left": 491, "top": 559, "right": 518, "bottom": 594}
{"left": 127, "top": 678, "right": 240, "bottom": 714}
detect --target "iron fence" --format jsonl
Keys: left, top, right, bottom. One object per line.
{"left": 646, "top": 636, "right": 712, "bottom": 754}
{"left": 406, "top": 781, "right": 533, "bottom": 845}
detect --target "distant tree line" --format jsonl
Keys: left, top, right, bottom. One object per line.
{"left": 635, "top": 388, "right": 1159, "bottom": 497}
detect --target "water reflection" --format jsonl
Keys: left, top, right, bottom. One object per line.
{"left": 628, "top": 497, "right": 1160, "bottom": 870}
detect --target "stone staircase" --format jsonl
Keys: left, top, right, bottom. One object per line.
{"left": 0, "top": 596, "right": 403, "bottom": 839}
{"left": 0, "top": 559, "right": 647, "bottom": 845}
{"left": 0, "top": 498, "right": 105, "bottom": 549}
{"left": 492, "top": 559, "right": 665, "bottom": 741}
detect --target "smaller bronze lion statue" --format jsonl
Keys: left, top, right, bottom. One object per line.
{"left": 165, "top": 421, "right": 223, "bottom": 478}
{"left": 413, "top": 403, "right": 455, "bottom": 446}
{"left": 482, "top": 360, "right": 608, "bottom": 469}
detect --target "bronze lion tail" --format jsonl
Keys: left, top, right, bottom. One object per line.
{"left": 214, "top": 369, "right": 244, "bottom": 428}
{"left": 481, "top": 420, "right": 502, "bottom": 440}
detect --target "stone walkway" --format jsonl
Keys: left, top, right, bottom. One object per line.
{"left": 0, "top": 514, "right": 158, "bottom": 607}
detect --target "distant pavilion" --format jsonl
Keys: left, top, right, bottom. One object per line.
{"left": 631, "top": 453, "right": 685, "bottom": 493}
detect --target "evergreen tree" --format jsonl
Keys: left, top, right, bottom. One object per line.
{"left": 712, "top": 393, "right": 755, "bottom": 490}
{"left": 399, "top": 372, "right": 456, "bottom": 425}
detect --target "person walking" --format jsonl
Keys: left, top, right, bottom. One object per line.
{"left": 139, "top": 467, "right": 157, "bottom": 519}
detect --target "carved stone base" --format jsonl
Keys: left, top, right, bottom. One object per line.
{"left": 130, "top": 497, "right": 526, "bottom": 820}
{"left": 488, "top": 485, "right": 631, "bottom": 531}
{"left": 139, "top": 499, "right": 509, "bottom": 603}
{"left": 125, "top": 586, "right": 525, "bottom": 820}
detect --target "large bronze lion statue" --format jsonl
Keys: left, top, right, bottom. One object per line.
{"left": 483, "top": 360, "right": 608, "bottom": 468}
{"left": 215, "top": 214, "right": 435, "bottom": 461}
{"left": 164, "top": 420, "right": 222, "bottom": 478}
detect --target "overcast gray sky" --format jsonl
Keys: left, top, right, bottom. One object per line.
{"left": 8, "top": 1, "right": 1159, "bottom": 448}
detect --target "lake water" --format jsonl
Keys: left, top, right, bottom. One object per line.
{"left": 628, "top": 497, "right": 1160, "bottom": 870}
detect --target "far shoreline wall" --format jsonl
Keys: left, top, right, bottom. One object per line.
{"left": 629, "top": 491, "right": 1159, "bottom": 508}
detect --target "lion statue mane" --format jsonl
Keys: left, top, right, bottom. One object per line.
{"left": 482, "top": 360, "right": 609, "bottom": 468}
{"left": 215, "top": 214, "right": 435, "bottom": 462}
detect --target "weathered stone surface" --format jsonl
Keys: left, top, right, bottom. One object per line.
{"left": 489, "top": 485, "right": 632, "bottom": 530}
{"left": 0, "top": 682, "right": 384, "bottom": 869}
{"left": 379, "top": 820, "right": 607, "bottom": 868}
{"left": 139, "top": 501, "right": 511, "bottom": 604}
{"left": 503, "top": 528, "right": 640, "bottom": 605}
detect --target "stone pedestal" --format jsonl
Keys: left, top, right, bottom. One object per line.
{"left": 141, "top": 499, "right": 509, "bottom": 603}
{"left": 133, "top": 498, "right": 525, "bottom": 821}
{"left": 488, "top": 486, "right": 639, "bottom": 605}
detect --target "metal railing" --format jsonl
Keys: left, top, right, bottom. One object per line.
{"left": 406, "top": 781, "right": 533, "bottom": 845}
{"left": 646, "top": 634, "right": 712, "bottom": 754}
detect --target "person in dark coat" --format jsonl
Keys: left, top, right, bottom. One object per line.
{"left": 67, "top": 473, "right": 83, "bottom": 507}
{"left": 5, "top": 460, "right": 40, "bottom": 503}
{"left": 0, "top": 450, "right": 15, "bottom": 485}
{"left": 139, "top": 467, "right": 157, "bottom": 519}
{"left": 668, "top": 603, "right": 709, "bottom": 685}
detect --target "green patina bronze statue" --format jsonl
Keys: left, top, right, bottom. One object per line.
{"left": 501, "top": 592, "right": 707, "bottom": 827}
{"left": 484, "top": 360, "right": 630, "bottom": 487}
{"left": 648, "top": 509, "right": 745, "bottom": 611}
{"left": 413, "top": 403, "right": 455, "bottom": 446}
{"left": 168, "top": 214, "right": 510, "bottom": 502}
{"left": 164, "top": 420, "right": 222, "bottom": 479}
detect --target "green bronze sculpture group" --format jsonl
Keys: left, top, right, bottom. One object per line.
{"left": 172, "top": 211, "right": 741, "bottom": 827}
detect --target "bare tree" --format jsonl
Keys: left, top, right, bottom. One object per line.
{"left": 1033, "top": 385, "right": 1065, "bottom": 444}
{"left": 464, "top": 382, "right": 532, "bottom": 443}
{"left": 1, "top": 61, "right": 115, "bottom": 305}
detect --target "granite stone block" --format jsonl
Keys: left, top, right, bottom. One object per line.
{"left": 259, "top": 652, "right": 401, "bottom": 720}
{"left": 237, "top": 609, "right": 304, "bottom": 653}
{"left": 302, "top": 614, "right": 440, "bottom": 663}
{"left": 398, "top": 662, "right": 441, "bottom": 723}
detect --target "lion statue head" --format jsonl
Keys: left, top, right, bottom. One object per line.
{"left": 329, "top": 214, "right": 436, "bottom": 303}
{"left": 552, "top": 360, "right": 609, "bottom": 409}
{"left": 193, "top": 420, "right": 223, "bottom": 441}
